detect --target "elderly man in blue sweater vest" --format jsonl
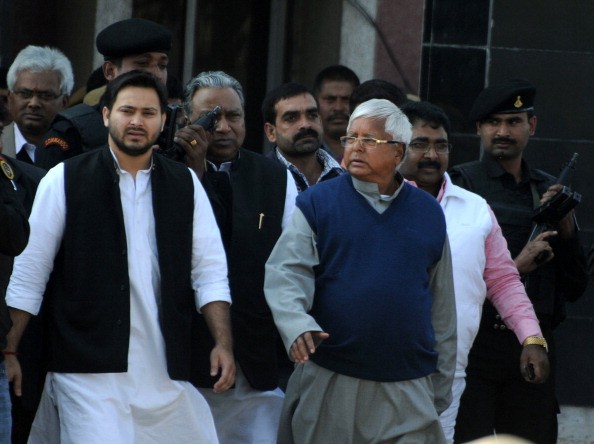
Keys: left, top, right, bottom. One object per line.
{"left": 265, "top": 98, "right": 456, "bottom": 443}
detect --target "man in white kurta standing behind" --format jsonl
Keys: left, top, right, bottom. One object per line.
{"left": 2, "top": 70, "right": 234, "bottom": 443}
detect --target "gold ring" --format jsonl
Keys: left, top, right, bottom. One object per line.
{"left": 190, "top": 139, "right": 198, "bottom": 146}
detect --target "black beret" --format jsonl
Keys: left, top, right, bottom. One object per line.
{"left": 96, "top": 18, "right": 172, "bottom": 60}
{"left": 469, "top": 79, "right": 536, "bottom": 122}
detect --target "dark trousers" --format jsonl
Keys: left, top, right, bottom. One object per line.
{"left": 454, "top": 307, "right": 557, "bottom": 444}
{"left": 10, "top": 316, "right": 46, "bottom": 444}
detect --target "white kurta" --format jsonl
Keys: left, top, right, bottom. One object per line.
{"left": 7, "top": 151, "right": 231, "bottom": 443}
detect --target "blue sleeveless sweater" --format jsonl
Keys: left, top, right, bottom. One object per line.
{"left": 296, "top": 174, "right": 446, "bottom": 382}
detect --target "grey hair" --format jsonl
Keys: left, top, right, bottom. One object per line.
{"left": 348, "top": 98, "right": 412, "bottom": 145}
{"left": 183, "top": 71, "right": 245, "bottom": 115}
{"left": 7, "top": 45, "right": 74, "bottom": 95}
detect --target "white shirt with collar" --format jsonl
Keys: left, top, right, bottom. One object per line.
{"left": 14, "top": 124, "right": 36, "bottom": 162}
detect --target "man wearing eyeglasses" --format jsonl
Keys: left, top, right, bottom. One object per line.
{"left": 398, "top": 101, "right": 548, "bottom": 444}
{"left": 265, "top": 98, "right": 456, "bottom": 443}
{"left": 2, "top": 46, "right": 73, "bottom": 164}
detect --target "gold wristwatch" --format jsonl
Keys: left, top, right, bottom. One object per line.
{"left": 522, "top": 336, "right": 548, "bottom": 352}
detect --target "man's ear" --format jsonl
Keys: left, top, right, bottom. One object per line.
{"left": 61, "top": 94, "right": 70, "bottom": 109}
{"left": 528, "top": 115, "right": 537, "bottom": 136}
{"left": 264, "top": 122, "right": 277, "bottom": 143}
{"left": 102, "top": 106, "right": 110, "bottom": 128}
{"left": 161, "top": 112, "right": 167, "bottom": 132}
{"left": 103, "top": 61, "right": 117, "bottom": 81}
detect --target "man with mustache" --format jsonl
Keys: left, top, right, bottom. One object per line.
{"left": 263, "top": 82, "right": 343, "bottom": 192}
{"left": 2, "top": 46, "right": 72, "bottom": 164}
{"left": 183, "top": 71, "right": 298, "bottom": 444}
{"left": 313, "top": 65, "right": 360, "bottom": 161}
{"left": 398, "top": 100, "right": 548, "bottom": 443}
{"left": 449, "top": 79, "right": 588, "bottom": 443}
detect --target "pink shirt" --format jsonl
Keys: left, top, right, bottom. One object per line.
{"left": 409, "top": 175, "right": 542, "bottom": 343}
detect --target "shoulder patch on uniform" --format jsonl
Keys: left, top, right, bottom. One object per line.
{"left": 44, "top": 137, "right": 70, "bottom": 151}
{"left": 0, "top": 156, "right": 15, "bottom": 180}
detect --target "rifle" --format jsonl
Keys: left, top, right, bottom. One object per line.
{"left": 528, "top": 152, "right": 581, "bottom": 241}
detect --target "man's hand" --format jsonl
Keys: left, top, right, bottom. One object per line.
{"left": 200, "top": 301, "right": 234, "bottom": 393}
{"left": 173, "top": 124, "right": 210, "bottom": 178}
{"left": 520, "top": 344, "right": 550, "bottom": 384}
{"left": 209, "top": 344, "right": 236, "bottom": 393}
{"left": 539, "top": 183, "right": 563, "bottom": 206}
{"left": 514, "top": 230, "right": 556, "bottom": 274}
{"left": 3, "top": 308, "right": 32, "bottom": 397}
{"left": 4, "top": 353, "right": 23, "bottom": 396}
{"left": 540, "top": 184, "right": 576, "bottom": 239}
{"left": 289, "top": 331, "right": 329, "bottom": 364}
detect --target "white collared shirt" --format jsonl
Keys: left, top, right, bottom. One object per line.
{"left": 13, "top": 124, "right": 36, "bottom": 162}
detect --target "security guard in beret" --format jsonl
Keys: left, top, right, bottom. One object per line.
{"left": 35, "top": 18, "right": 211, "bottom": 176}
{"left": 450, "top": 79, "right": 588, "bottom": 443}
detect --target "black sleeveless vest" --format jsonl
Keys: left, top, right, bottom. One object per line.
{"left": 45, "top": 147, "right": 196, "bottom": 379}
{"left": 191, "top": 148, "right": 288, "bottom": 390}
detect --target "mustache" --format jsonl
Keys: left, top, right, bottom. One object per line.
{"left": 328, "top": 111, "right": 350, "bottom": 121}
{"left": 492, "top": 137, "right": 516, "bottom": 145}
{"left": 125, "top": 127, "right": 148, "bottom": 136}
{"left": 418, "top": 159, "right": 442, "bottom": 169}
{"left": 293, "top": 128, "right": 320, "bottom": 142}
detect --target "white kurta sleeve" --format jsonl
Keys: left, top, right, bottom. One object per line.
{"left": 189, "top": 169, "right": 231, "bottom": 310}
{"left": 6, "top": 164, "right": 66, "bottom": 315}
{"left": 264, "top": 208, "right": 322, "bottom": 353}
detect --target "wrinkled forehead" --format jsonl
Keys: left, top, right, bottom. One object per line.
{"left": 347, "top": 115, "right": 387, "bottom": 133}
{"left": 191, "top": 87, "right": 243, "bottom": 115}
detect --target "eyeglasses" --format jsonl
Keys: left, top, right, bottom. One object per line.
{"left": 13, "top": 89, "right": 63, "bottom": 102}
{"left": 408, "top": 141, "right": 452, "bottom": 155}
{"left": 340, "top": 136, "right": 403, "bottom": 150}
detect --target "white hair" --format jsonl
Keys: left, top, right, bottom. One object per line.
{"left": 348, "top": 98, "right": 412, "bottom": 144}
{"left": 183, "top": 71, "right": 244, "bottom": 116}
{"left": 7, "top": 45, "right": 74, "bottom": 95}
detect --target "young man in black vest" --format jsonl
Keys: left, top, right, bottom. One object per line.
{"left": 4, "top": 71, "right": 233, "bottom": 442}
